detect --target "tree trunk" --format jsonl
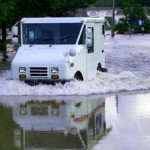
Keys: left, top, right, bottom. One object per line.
{"left": 1, "top": 21, "right": 8, "bottom": 61}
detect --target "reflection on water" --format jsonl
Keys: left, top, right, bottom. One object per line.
{"left": 93, "top": 92, "right": 150, "bottom": 150}
{"left": 1, "top": 92, "right": 150, "bottom": 150}
{"left": 0, "top": 95, "right": 109, "bottom": 150}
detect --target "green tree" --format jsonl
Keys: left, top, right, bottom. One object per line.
{"left": 116, "top": 0, "right": 150, "bottom": 33}
{"left": 135, "top": 0, "right": 150, "bottom": 6}
{"left": 15, "top": 0, "right": 97, "bottom": 18}
{"left": 94, "top": 0, "right": 150, "bottom": 7}
{"left": 0, "top": 0, "right": 15, "bottom": 61}
{"left": 0, "top": 0, "right": 96, "bottom": 61}
{"left": 94, "top": 0, "right": 124, "bottom": 7}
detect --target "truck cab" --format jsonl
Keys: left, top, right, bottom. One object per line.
{"left": 11, "top": 17, "right": 106, "bottom": 83}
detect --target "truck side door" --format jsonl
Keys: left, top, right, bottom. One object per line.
{"left": 86, "top": 22, "right": 105, "bottom": 80}
{"left": 86, "top": 23, "right": 96, "bottom": 80}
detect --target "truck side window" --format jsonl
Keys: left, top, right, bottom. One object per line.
{"left": 88, "top": 27, "right": 94, "bottom": 53}
{"left": 78, "top": 26, "right": 85, "bottom": 44}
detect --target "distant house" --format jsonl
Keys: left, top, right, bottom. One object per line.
{"left": 76, "top": 7, "right": 124, "bottom": 23}
{"left": 86, "top": 7, "right": 123, "bottom": 22}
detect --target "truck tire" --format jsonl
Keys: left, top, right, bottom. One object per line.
{"left": 74, "top": 72, "right": 83, "bottom": 81}
{"left": 97, "top": 63, "right": 102, "bottom": 71}
{"left": 97, "top": 63, "right": 108, "bottom": 72}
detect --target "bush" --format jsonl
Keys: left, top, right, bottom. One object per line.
{"left": 115, "top": 17, "right": 128, "bottom": 34}
{"left": 115, "top": 17, "right": 150, "bottom": 34}
{"left": 0, "top": 41, "right": 6, "bottom": 52}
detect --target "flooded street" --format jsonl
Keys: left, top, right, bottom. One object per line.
{"left": 93, "top": 92, "right": 150, "bottom": 150}
{"left": 105, "top": 33, "right": 150, "bottom": 78}
{"left": 1, "top": 92, "right": 150, "bottom": 150}
{"left": 1, "top": 33, "right": 150, "bottom": 149}
{"left": 1, "top": 34, "right": 150, "bottom": 95}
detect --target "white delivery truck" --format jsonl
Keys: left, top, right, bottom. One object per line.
{"left": 11, "top": 17, "right": 107, "bottom": 84}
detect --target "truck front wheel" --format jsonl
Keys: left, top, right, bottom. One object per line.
{"left": 74, "top": 72, "right": 83, "bottom": 81}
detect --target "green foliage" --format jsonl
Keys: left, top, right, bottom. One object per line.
{"left": 0, "top": 0, "right": 15, "bottom": 24}
{"left": 94, "top": 0, "right": 150, "bottom": 7}
{"left": 0, "top": 0, "right": 16, "bottom": 61}
{"left": 116, "top": 0, "right": 150, "bottom": 33}
{"left": 0, "top": 0, "right": 97, "bottom": 61}
{"left": 94, "top": 0, "right": 124, "bottom": 7}
{"left": 105, "top": 17, "right": 112, "bottom": 25}
{"left": 0, "top": 61, "right": 11, "bottom": 70}
{"left": 0, "top": 41, "right": 6, "bottom": 52}
{"left": 135, "top": 0, "right": 150, "bottom": 6}
{"left": 115, "top": 17, "right": 128, "bottom": 33}
{"left": 0, "top": 0, "right": 98, "bottom": 31}
{"left": 94, "top": 0, "right": 112, "bottom": 7}
{"left": 15, "top": 0, "right": 97, "bottom": 18}
{"left": 142, "top": 18, "right": 150, "bottom": 33}
{"left": 123, "top": 1, "right": 146, "bottom": 24}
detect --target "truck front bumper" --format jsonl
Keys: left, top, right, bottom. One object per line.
{"left": 23, "top": 79, "right": 74, "bottom": 85}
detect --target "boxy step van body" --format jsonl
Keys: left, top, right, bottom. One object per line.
{"left": 11, "top": 17, "right": 107, "bottom": 83}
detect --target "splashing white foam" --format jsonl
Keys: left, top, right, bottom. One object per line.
{"left": 1, "top": 34, "right": 150, "bottom": 96}
{"left": 0, "top": 71, "right": 150, "bottom": 96}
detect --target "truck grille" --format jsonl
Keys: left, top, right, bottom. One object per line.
{"left": 29, "top": 67, "right": 48, "bottom": 77}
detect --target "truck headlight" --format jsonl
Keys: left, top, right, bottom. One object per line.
{"left": 19, "top": 67, "right": 26, "bottom": 73}
{"left": 51, "top": 67, "right": 59, "bottom": 73}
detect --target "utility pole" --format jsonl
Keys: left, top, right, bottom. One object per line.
{"left": 111, "top": 0, "right": 115, "bottom": 37}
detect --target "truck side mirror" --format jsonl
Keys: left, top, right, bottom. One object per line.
{"left": 12, "top": 26, "right": 18, "bottom": 45}
{"left": 12, "top": 37, "right": 19, "bottom": 45}
{"left": 12, "top": 26, "right": 18, "bottom": 36}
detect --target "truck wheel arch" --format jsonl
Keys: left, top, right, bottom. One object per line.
{"left": 74, "top": 71, "right": 83, "bottom": 81}
{"left": 97, "top": 63, "right": 108, "bottom": 72}
{"left": 97, "top": 63, "right": 102, "bottom": 71}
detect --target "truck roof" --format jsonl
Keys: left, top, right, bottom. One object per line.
{"left": 21, "top": 17, "right": 105, "bottom": 23}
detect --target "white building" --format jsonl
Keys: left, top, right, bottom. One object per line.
{"left": 86, "top": 7, "right": 123, "bottom": 23}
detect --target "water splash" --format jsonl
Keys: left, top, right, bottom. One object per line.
{"left": 1, "top": 34, "right": 150, "bottom": 95}
{"left": 0, "top": 70, "right": 150, "bottom": 96}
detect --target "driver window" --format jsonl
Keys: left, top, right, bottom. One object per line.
{"left": 78, "top": 26, "right": 85, "bottom": 44}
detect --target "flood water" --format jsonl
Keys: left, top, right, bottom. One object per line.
{"left": 1, "top": 34, "right": 150, "bottom": 95}
{"left": 1, "top": 92, "right": 150, "bottom": 150}
{"left": 1, "top": 33, "right": 150, "bottom": 149}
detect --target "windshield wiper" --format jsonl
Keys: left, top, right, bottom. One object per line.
{"left": 30, "top": 38, "right": 54, "bottom": 47}
{"left": 56, "top": 35, "right": 73, "bottom": 44}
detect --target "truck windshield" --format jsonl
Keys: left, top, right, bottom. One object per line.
{"left": 22, "top": 23, "right": 82, "bottom": 45}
